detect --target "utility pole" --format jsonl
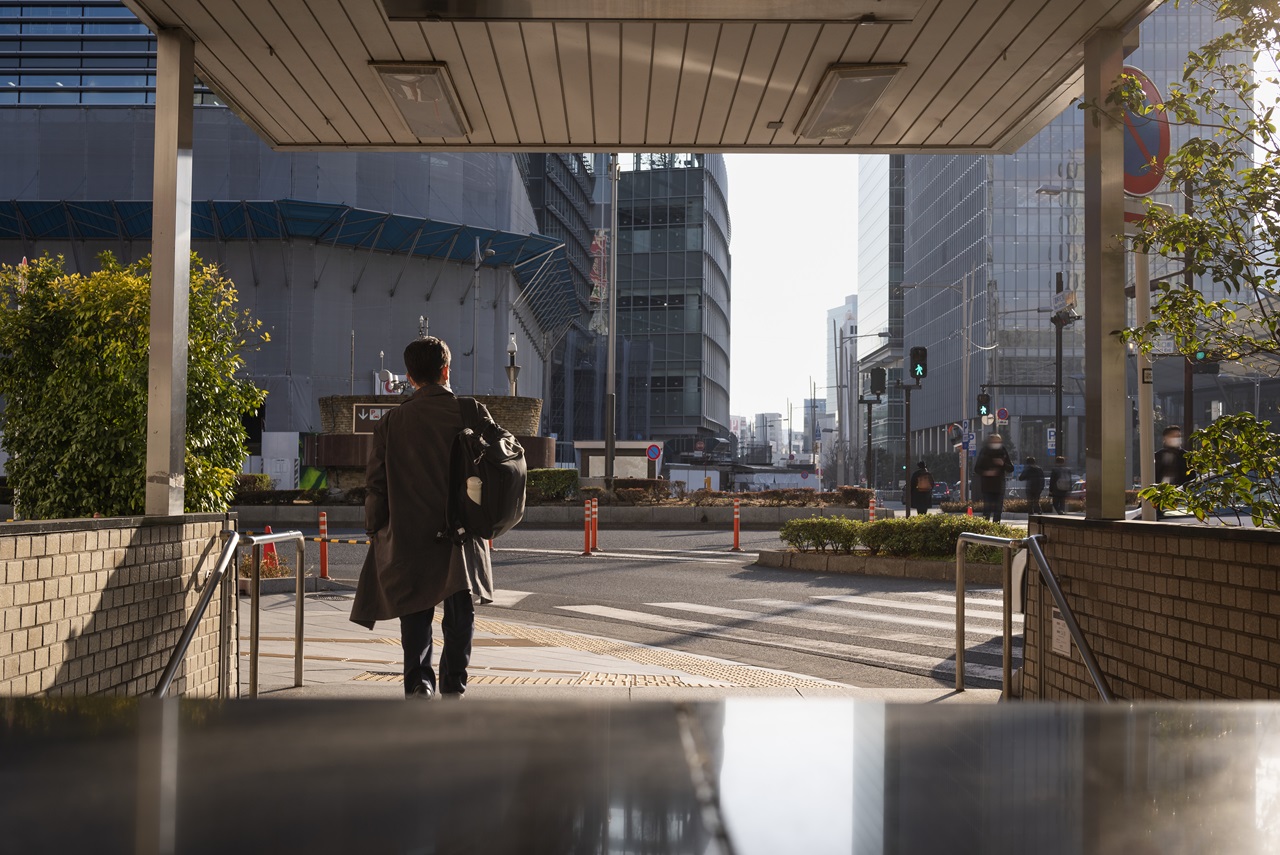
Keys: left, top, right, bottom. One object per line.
{"left": 604, "top": 154, "right": 620, "bottom": 491}
{"left": 898, "top": 377, "right": 921, "bottom": 512}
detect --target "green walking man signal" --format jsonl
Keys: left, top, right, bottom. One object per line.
{"left": 977, "top": 392, "right": 992, "bottom": 417}
{"left": 909, "top": 346, "right": 928, "bottom": 379}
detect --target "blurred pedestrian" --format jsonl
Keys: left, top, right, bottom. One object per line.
{"left": 974, "top": 434, "right": 1014, "bottom": 522}
{"left": 1154, "top": 426, "right": 1189, "bottom": 520}
{"left": 1048, "top": 456, "right": 1071, "bottom": 514}
{"left": 1018, "top": 456, "right": 1045, "bottom": 515}
{"left": 908, "top": 461, "right": 934, "bottom": 517}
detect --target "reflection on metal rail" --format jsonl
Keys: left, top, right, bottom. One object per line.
{"left": 242, "top": 530, "right": 308, "bottom": 699}
{"left": 154, "top": 530, "right": 240, "bottom": 698}
{"left": 954, "top": 532, "right": 1114, "bottom": 703}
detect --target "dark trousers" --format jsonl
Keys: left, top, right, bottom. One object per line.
{"left": 399, "top": 589, "right": 475, "bottom": 697}
{"left": 1026, "top": 492, "right": 1042, "bottom": 515}
{"left": 1050, "top": 493, "right": 1066, "bottom": 514}
{"left": 981, "top": 491, "right": 1005, "bottom": 523}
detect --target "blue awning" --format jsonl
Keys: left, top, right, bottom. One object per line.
{"left": 0, "top": 199, "right": 580, "bottom": 339}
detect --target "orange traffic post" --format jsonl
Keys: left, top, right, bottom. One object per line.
{"left": 318, "top": 511, "right": 329, "bottom": 579}
{"left": 581, "top": 500, "right": 593, "bottom": 556}
{"left": 869, "top": 497, "right": 876, "bottom": 522}
{"left": 263, "top": 524, "right": 277, "bottom": 559}
{"left": 730, "top": 498, "right": 743, "bottom": 552}
{"left": 595, "top": 497, "right": 601, "bottom": 551}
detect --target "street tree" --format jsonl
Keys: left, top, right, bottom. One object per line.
{"left": 0, "top": 253, "right": 267, "bottom": 518}
{"left": 1119, "top": 0, "right": 1280, "bottom": 525}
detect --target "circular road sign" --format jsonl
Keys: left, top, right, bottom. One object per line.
{"left": 646, "top": 444, "right": 661, "bottom": 461}
{"left": 1122, "top": 66, "right": 1170, "bottom": 197}
{"left": 801, "top": 471, "right": 810, "bottom": 480}
{"left": 695, "top": 439, "right": 705, "bottom": 451}
{"left": 996, "top": 407, "right": 1010, "bottom": 420}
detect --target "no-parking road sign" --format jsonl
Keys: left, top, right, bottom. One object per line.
{"left": 646, "top": 444, "right": 662, "bottom": 461}
{"left": 1122, "top": 66, "right": 1169, "bottom": 198}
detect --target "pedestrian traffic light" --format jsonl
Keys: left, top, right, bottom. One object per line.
{"left": 869, "top": 367, "right": 887, "bottom": 396}
{"left": 909, "top": 346, "right": 928, "bottom": 380}
{"left": 977, "top": 393, "right": 991, "bottom": 416}
{"left": 1190, "top": 350, "right": 1220, "bottom": 375}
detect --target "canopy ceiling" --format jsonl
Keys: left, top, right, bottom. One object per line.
{"left": 122, "top": 0, "right": 1160, "bottom": 153}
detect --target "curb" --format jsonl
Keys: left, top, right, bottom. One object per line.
{"left": 754, "top": 550, "right": 1002, "bottom": 585}
{"left": 237, "top": 576, "right": 355, "bottom": 596}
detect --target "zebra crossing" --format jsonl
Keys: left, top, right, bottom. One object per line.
{"left": 546, "top": 590, "right": 1022, "bottom": 684}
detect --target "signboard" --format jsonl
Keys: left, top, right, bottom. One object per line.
{"left": 982, "top": 414, "right": 995, "bottom": 426}
{"left": 1051, "top": 607, "right": 1072, "bottom": 657}
{"left": 962, "top": 419, "right": 970, "bottom": 431}
{"left": 1122, "top": 66, "right": 1170, "bottom": 197}
{"left": 1050, "top": 290, "right": 1077, "bottom": 314}
{"left": 695, "top": 439, "right": 705, "bottom": 451}
{"left": 353, "top": 403, "right": 399, "bottom": 434}
{"left": 996, "top": 407, "right": 1009, "bottom": 420}
{"left": 1047, "top": 427, "right": 1057, "bottom": 456}
{"left": 801, "top": 471, "right": 810, "bottom": 480}
{"left": 646, "top": 444, "right": 662, "bottom": 461}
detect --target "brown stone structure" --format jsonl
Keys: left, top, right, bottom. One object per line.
{"left": 311, "top": 394, "right": 552, "bottom": 484}
{"left": 1024, "top": 517, "right": 1280, "bottom": 701}
{"left": 0, "top": 514, "right": 234, "bottom": 697}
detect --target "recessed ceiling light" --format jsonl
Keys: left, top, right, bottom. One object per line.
{"left": 371, "top": 62, "right": 470, "bottom": 139}
{"left": 797, "top": 64, "right": 904, "bottom": 140}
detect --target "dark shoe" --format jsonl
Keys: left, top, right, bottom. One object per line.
{"left": 406, "top": 686, "right": 434, "bottom": 700}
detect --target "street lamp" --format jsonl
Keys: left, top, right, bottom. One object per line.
{"left": 505, "top": 332, "right": 520, "bottom": 396}
{"left": 468, "top": 237, "right": 496, "bottom": 393}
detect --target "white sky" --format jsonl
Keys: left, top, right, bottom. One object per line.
{"left": 725, "top": 154, "right": 861, "bottom": 421}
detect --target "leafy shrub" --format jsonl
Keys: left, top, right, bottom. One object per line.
{"left": 779, "top": 516, "right": 864, "bottom": 553}
{"left": 236, "top": 473, "right": 273, "bottom": 493}
{"left": 819, "top": 486, "right": 874, "bottom": 508}
{"left": 860, "top": 515, "right": 1023, "bottom": 563}
{"left": 615, "top": 478, "right": 670, "bottom": 500}
{"left": 527, "top": 468, "right": 579, "bottom": 504}
{"left": 0, "top": 253, "right": 266, "bottom": 518}
{"left": 238, "top": 548, "right": 292, "bottom": 579}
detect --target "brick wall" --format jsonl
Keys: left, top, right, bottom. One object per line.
{"left": 474, "top": 395, "right": 542, "bottom": 436}
{"left": 1025, "top": 517, "right": 1280, "bottom": 701}
{"left": 0, "top": 514, "right": 234, "bottom": 697}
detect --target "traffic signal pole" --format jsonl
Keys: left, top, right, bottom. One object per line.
{"left": 898, "top": 378, "right": 921, "bottom": 513}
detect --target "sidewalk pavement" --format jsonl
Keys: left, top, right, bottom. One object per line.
{"left": 241, "top": 592, "right": 1000, "bottom": 703}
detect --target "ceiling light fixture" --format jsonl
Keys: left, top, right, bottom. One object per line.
{"left": 371, "top": 62, "right": 470, "bottom": 139}
{"left": 796, "top": 64, "right": 903, "bottom": 140}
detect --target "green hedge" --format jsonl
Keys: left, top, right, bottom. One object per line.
{"left": 778, "top": 516, "right": 864, "bottom": 553}
{"left": 527, "top": 468, "right": 579, "bottom": 503}
{"left": 781, "top": 514, "right": 1023, "bottom": 563}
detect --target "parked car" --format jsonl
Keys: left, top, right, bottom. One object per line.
{"left": 931, "top": 482, "right": 952, "bottom": 502}
{"left": 1069, "top": 479, "right": 1086, "bottom": 500}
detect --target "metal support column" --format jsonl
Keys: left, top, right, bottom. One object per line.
{"left": 1083, "top": 28, "right": 1128, "bottom": 519}
{"left": 145, "top": 28, "right": 194, "bottom": 516}
{"left": 604, "top": 155, "right": 620, "bottom": 491}
{"left": 1135, "top": 248, "right": 1156, "bottom": 520}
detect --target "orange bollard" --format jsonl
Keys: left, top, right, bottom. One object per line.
{"left": 869, "top": 497, "right": 876, "bottom": 522}
{"left": 595, "top": 497, "right": 602, "bottom": 551}
{"left": 263, "top": 524, "right": 277, "bottom": 559}
{"left": 581, "top": 500, "right": 593, "bottom": 556}
{"left": 318, "top": 511, "right": 329, "bottom": 579}
{"left": 967, "top": 505, "right": 974, "bottom": 517}
{"left": 730, "top": 498, "right": 743, "bottom": 552}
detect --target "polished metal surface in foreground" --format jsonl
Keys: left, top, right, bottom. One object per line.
{"left": 1, "top": 698, "right": 1276, "bottom": 854}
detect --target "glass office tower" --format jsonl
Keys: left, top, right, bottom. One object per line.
{"left": 616, "top": 153, "right": 732, "bottom": 457}
{"left": 900, "top": 2, "right": 1248, "bottom": 475}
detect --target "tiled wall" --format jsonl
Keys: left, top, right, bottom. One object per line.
{"left": 0, "top": 515, "right": 234, "bottom": 697}
{"left": 1025, "top": 517, "right": 1280, "bottom": 700}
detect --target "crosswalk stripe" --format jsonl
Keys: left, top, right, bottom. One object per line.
{"left": 649, "top": 602, "right": 1005, "bottom": 655}
{"left": 733, "top": 598, "right": 1013, "bottom": 636}
{"left": 557, "top": 604, "right": 1005, "bottom": 682}
{"left": 814, "top": 594, "right": 1021, "bottom": 624}
{"left": 486, "top": 590, "right": 534, "bottom": 608}
{"left": 906, "top": 590, "right": 1005, "bottom": 607}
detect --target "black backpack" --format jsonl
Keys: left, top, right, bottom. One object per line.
{"left": 438, "top": 398, "right": 527, "bottom": 544}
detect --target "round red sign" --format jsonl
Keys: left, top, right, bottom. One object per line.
{"left": 1122, "top": 66, "right": 1170, "bottom": 197}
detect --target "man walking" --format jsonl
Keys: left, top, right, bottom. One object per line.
{"left": 351, "top": 337, "right": 494, "bottom": 699}
{"left": 1018, "top": 456, "right": 1045, "bottom": 515}
{"left": 973, "top": 434, "right": 1014, "bottom": 522}
{"left": 1154, "top": 425, "right": 1190, "bottom": 520}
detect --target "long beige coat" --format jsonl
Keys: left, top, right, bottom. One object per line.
{"left": 350, "top": 384, "right": 493, "bottom": 629}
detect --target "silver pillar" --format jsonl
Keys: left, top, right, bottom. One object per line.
{"left": 145, "top": 29, "right": 194, "bottom": 516}
{"left": 604, "top": 155, "right": 620, "bottom": 489}
{"left": 1083, "top": 29, "right": 1127, "bottom": 519}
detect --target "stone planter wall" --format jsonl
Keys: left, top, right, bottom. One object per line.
{"left": 756, "top": 550, "right": 1001, "bottom": 585}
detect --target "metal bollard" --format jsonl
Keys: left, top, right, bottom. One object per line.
{"left": 318, "top": 511, "right": 329, "bottom": 579}
{"left": 730, "top": 498, "right": 743, "bottom": 552}
{"left": 591, "top": 497, "right": 600, "bottom": 552}
{"left": 581, "top": 500, "right": 593, "bottom": 556}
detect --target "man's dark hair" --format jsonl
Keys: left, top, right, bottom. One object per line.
{"left": 1026, "top": 456, "right": 1036, "bottom": 465}
{"left": 404, "top": 337, "right": 450, "bottom": 385}
{"left": 917, "top": 461, "right": 926, "bottom": 469}
{"left": 1162, "top": 425, "right": 1182, "bottom": 438}
{"left": 1055, "top": 456, "right": 1066, "bottom": 464}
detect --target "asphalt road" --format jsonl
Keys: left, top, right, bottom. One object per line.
{"left": 283, "top": 526, "right": 1017, "bottom": 690}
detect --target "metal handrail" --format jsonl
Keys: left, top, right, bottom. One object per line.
{"left": 242, "top": 530, "right": 308, "bottom": 698}
{"left": 954, "top": 531, "right": 1114, "bottom": 703}
{"left": 154, "top": 530, "right": 240, "bottom": 698}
